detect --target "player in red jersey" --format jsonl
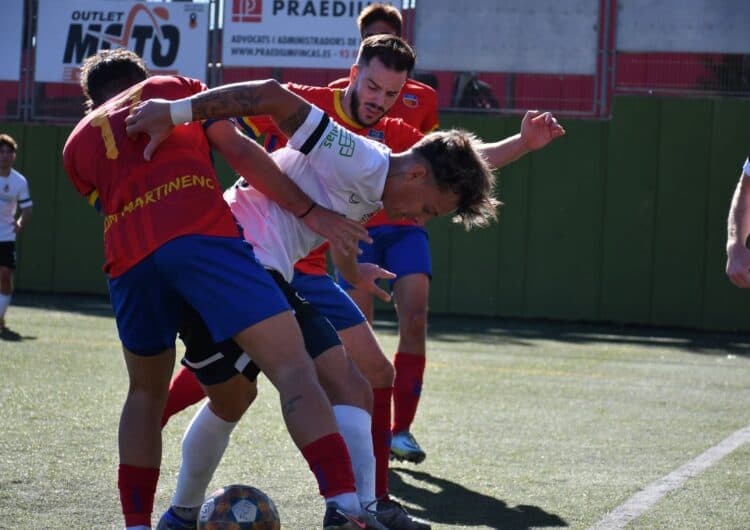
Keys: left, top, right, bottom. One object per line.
{"left": 63, "top": 49, "right": 374, "bottom": 530}
{"left": 158, "top": 34, "right": 564, "bottom": 530}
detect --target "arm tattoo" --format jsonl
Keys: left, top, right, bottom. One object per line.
{"left": 191, "top": 84, "right": 262, "bottom": 121}
{"left": 282, "top": 394, "right": 304, "bottom": 416}
{"left": 278, "top": 103, "right": 312, "bottom": 137}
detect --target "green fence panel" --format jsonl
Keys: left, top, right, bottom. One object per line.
{"left": 523, "top": 119, "right": 606, "bottom": 320}
{"left": 701, "top": 99, "right": 750, "bottom": 331}
{"left": 650, "top": 99, "right": 714, "bottom": 327}
{"left": 438, "top": 114, "right": 516, "bottom": 315}
{"left": 14, "top": 125, "right": 63, "bottom": 292}
{"left": 599, "top": 97, "right": 661, "bottom": 324}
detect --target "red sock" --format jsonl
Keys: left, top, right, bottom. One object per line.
{"left": 391, "top": 352, "right": 426, "bottom": 434}
{"left": 372, "top": 387, "right": 393, "bottom": 498}
{"left": 301, "top": 433, "right": 356, "bottom": 498}
{"left": 161, "top": 366, "right": 205, "bottom": 428}
{"left": 118, "top": 464, "right": 159, "bottom": 528}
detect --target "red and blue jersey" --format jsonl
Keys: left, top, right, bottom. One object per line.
{"left": 328, "top": 77, "right": 439, "bottom": 134}
{"left": 239, "top": 83, "right": 424, "bottom": 275}
{"left": 63, "top": 75, "right": 239, "bottom": 278}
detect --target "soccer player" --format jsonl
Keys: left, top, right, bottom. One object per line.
{"left": 158, "top": 34, "right": 564, "bottom": 530}
{"left": 63, "top": 49, "right": 375, "bottom": 530}
{"left": 329, "top": 2, "right": 439, "bottom": 134}
{"left": 126, "top": 71, "right": 499, "bottom": 530}
{"left": 0, "top": 133, "right": 32, "bottom": 341}
{"left": 726, "top": 156, "right": 750, "bottom": 288}
{"left": 334, "top": 3, "right": 455, "bottom": 465}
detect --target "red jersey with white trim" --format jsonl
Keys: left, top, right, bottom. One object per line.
{"left": 239, "top": 82, "right": 423, "bottom": 275}
{"left": 63, "top": 75, "right": 240, "bottom": 278}
{"left": 329, "top": 77, "right": 439, "bottom": 134}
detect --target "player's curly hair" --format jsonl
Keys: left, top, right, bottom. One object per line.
{"left": 357, "top": 34, "right": 415, "bottom": 75}
{"left": 79, "top": 48, "right": 149, "bottom": 112}
{"left": 358, "top": 3, "right": 403, "bottom": 37}
{"left": 413, "top": 130, "right": 501, "bottom": 230}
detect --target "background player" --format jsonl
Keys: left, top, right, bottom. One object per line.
{"left": 64, "top": 49, "right": 374, "bottom": 530}
{"left": 0, "top": 133, "right": 32, "bottom": 341}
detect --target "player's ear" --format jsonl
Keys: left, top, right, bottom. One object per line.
{"left": 405, "top": 161, "right": 428, "bottom": 182}
{"left": 349, "top": 64, "right": 360, "bottom": 84}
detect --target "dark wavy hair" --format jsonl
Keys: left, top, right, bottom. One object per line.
{"left": 356, "top": 34, "right": 415, "bottom": 75}
{"left": 80, "top": 48, "right": 149, "bottom": 112}
{"left": 412, "top": 129, "right": 500, "bottom": 229}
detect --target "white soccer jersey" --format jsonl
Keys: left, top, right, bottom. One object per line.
{"left": 224, "top": 104, "right": 391, "bottom": 281}
{"left": 0, "top": 168, "right": 32, "bottom": 242}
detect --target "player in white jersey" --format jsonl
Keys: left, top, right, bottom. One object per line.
{"left": 0, "top": 134, "right": 32, "bottom": 341}
{"left": 126, "top": 80, "right": 498, "bottom": 530}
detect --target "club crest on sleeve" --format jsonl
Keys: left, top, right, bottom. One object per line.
{"left": 367, "top": 129, "right": 385, "bottom": 142}
{"left": 402, "top": 93, "right": 419, "bottom": 108}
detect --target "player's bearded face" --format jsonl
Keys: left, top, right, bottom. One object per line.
{"left": 350, "top": 58, "right": 407, "bottom": 126}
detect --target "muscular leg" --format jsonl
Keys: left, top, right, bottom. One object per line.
{"left": 119, "top": 346, "right": 175, "bottom": 528}
{"left": 391, "top": 273, "right": 429, "bottom": 450}
{"left": 339, "top": 322, "right": 394, "bottom": 500}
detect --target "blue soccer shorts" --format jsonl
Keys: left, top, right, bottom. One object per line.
{"left": 290, "top": 270, "right": 367, "bottom": 331}
{"left": 179, "top": 269, "right": 342, "bottom": 385}
{"left": 108, "top": 234, "right": 290, "bottom": 356}
{"left": 337, "top": 225, "right": 432, "bottom": 290}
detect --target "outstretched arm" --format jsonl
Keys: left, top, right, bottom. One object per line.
{"left": 479, "top": 110, "right": 566, "bottom": 169}
{"left": 726, "top": 160, "right": 750, "bottom": 288}
{"left": 125, "top": 79, "right": 310, "bottom": 160}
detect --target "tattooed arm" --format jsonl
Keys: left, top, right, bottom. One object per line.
{"left": 125, "top": 79, "right": 311, "bottom": 159}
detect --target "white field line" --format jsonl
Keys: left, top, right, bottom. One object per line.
{"left": 588, "top": 424, "right": 750, "bottom": 530}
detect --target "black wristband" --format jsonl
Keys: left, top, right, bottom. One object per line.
{"left": 298, "top": 202, "right": 316, "bottom": 219}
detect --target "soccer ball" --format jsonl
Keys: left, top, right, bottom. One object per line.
{"left": 197, "top": 484, "right": 280, "bottom": 530}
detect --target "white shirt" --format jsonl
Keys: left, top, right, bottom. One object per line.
{"left": 0, "top": 168, "right": 32, "bottom": 242}
{"left": 224, "top": 105, "right": 391, "bottom": 281}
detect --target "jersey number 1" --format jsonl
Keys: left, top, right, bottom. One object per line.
{"left": 91, "top": 88, "right": 144, "bottom": 160}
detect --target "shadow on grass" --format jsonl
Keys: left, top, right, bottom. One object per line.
{"left": 14, "top": 292, "right": 113, "bottom": 319}
{"left": 388, "top": 467, "right": 567, "bottom": 529}
{"left": 374, "top": 312, "right": 750, "bottom": 358}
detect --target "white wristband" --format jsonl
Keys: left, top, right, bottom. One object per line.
{"left": 169, "top": 98, "right": 193, "bottom": 125}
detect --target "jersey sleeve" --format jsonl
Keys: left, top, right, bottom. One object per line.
{"left": 287, "top": 105, "right": 387, "bottom": 201}
{"left": 62, "top": 138, "right": 95, "bottom": 199}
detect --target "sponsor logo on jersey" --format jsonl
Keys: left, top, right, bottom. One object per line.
{"left": 367, "top": 129, "right": 385, "bottom": 142}
{"left": 402, "top": 93, "right": 419, "bottom": 108}
{"left": 349, "top": 193, "right": 360, "bottom": 204}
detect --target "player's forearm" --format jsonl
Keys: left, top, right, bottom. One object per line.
{"left": 727, "top": 174, "right": 750, "bottom": 251}
{"left": 17, "top": 207, "right": 32, "bottom": 231}
{"left": 478, "top": 133, "right": 528, "bottom": 170}
{"left": 183, "top": 80, "right": 312, "bottom": 137}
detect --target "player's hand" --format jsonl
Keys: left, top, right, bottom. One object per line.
{"left": 302, "top": 205, "right": 372, "bottom": 257}
{"left": 352, "top": 263, "right": 396, "bottom": 303}
{"left": 726, "top": 243, "right": 750, "bottom": 288}
{"left": 520, "top": 110, "right": 566, "bottom": 151}
{"left": 125, "top": 99, "right": 174, "bottom": 161}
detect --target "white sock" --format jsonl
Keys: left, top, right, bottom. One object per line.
{"left": 172, "top": 402, "right": 238, "bottom": 509}
{"left": 0, "top": 293, "right": 11, "bottom": 322}
{"left": 332, "top": 404, "right": 376, "bottom": 510}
